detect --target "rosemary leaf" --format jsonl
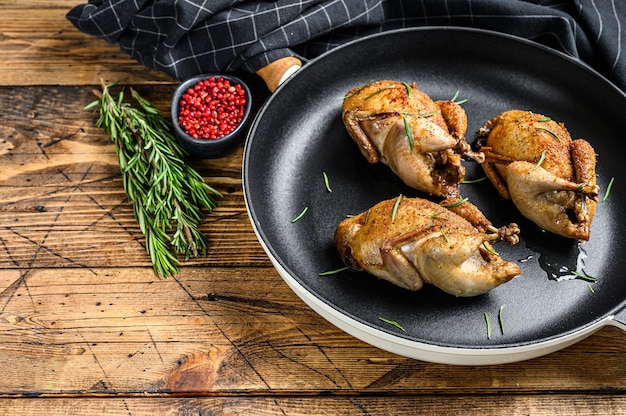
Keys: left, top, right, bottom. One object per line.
{"left": 379, "top": 317, "right": 406, "bottom": 332}
{"left": 534, "top": 150, "right": 547, "bottom": 170}
{"left": 572, "top": 270, "right": 597, "bottom": 282}
{"left": 402, "top": 82, "right": 412, "bottom": 96}
{"left": 403, "top": 116, "right": 414, "bottom": 151}
{"left": 364, "top": 85, "right": 396, "bottom": 100}
{"left": 292, "top": 206, "right": 309, "bottom": 223}
{"left": 319, "top": 267, "right": 349, "bottom": 276}
{"left": 87, "top": 80, "right": 221, "bottom": 278}
{"left": 536, "top": 127, "right": 561, "bottom": 143}
{"left": 323, "top": 171, "right": 332, "bottom": 193}
{"left": 441, "top": 197, "right": 468, "bottom": 208}
{"left": 603, "top": 177, "right": 614, "bottom": 202}
{"left": 484, "top": 312, "right": 492, "bottom": 340}
{"left": 391, "top": 194, "right": 403, "bottom": 223}
{"left": 498, "top": 305, "right": 505, "bottom": 335}
{"left": 461, "top": 177, "right": 487, "bottom": 184}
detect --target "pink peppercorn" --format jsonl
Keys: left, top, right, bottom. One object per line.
{"left": 177, "top": 76, "right": 247, "bottom": 140}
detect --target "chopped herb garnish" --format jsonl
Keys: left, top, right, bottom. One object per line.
{"left": 364, "top": 209, "right": 371, "bottom": 224}
{"left": 403, "top": 116, "right": 414, "bottom": 151}
{"left": 588, "top": 283, "right": 595, "bottom": 293}
{"left": 461, "top": 177, "right": 487, "bottom": 184}
{"left": 572, "top": 270, "right": 597, "bottom": 282}
{"left": 534, "top": 150, "right": 547, "bottom": 170}
{"left": 291, "top": 206, "right": 308, "bottom": 223}
{"left": 441, "top": 197, "right": 468, "bottom": 208}
{"left": 379, "top": 317, "right": 406, "bottom": 332}
{"left": 344, "top": 80, "right": 374, "bottom": 99}
{"left": 484, "top": 312, "right": 492, "bottom": 340}
{"left": 323, "top": 171, "right": 332, "bottom": 193}
{"left": 391, "top": 194, "right": 402, "bottom": 223}
{"left": 440, "top": 228, "right": 449, "bottom": 242}
{"left": 482, "top": 242, "right": 499, "bottom": 256}
{"left": 319, "top": 266, "right": 349, "bottom": 276}
{"left": 602, "top": 176, "right": 614, "bottom": 202}
{"left": 537, "top": 116, "right": 552, "bottom": 122}
{"left": 450, "top": 90, "right": 468, "bottom": 105}
{"left": 498, "top": 305, "right": 505, "bottom": 335}
{"left": 402, "top": 82, "right": 412, "bottom": 96}
{"left": 364, "top": 86, "right": 396, "bottom": 100}
{"left": 536, "top": 127, "right": 561, "bottom": 143}
{"left": 431, "top": 210, "right": 446, "bottom": 219}
{"left": 419, "top": 111, "right": 440, "bottom": 118}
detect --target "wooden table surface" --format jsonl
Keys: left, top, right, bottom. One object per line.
{"left": 2, "top": 2, "right": 626, "bottom": 415}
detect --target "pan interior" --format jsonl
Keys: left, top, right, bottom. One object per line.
{"left": 244, "top": 28, "right": 626, "bottom": 349}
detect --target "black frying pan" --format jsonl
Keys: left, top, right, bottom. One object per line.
{"left": 243, "top": 27, "right": 626, "bottom": 365}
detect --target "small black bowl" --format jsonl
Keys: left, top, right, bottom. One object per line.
{"left": 171, "top": 74, "right": 252, "bottom": 159}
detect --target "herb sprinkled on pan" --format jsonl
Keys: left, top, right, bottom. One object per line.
{"left": 461, "top": 177, "right": 487, "bottom": 184}
{"left": 603, "top": 177, "right": 614, "bottom": 201}
{"left": 450, "top": 90, "right": 468, "bottom": 105}
{"left": 572, "top": 270, "right": 597, "bottom": 283}
{"left": 484, "top": 312, "right": 492, "bottom": 340}
{"left": 291, "top": 206, "right": 309, "bottom": 223}
{"left": 379, "top": 317, "right": 406, "bottom": 332}
{"left": 323, "top": 171, "right": 332, "bottom": 193}
{"left": 319, "top": 267, "right": 349, "bottom": 276}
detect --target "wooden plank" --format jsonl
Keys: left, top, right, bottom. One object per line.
{"left": 0, "top": 267, "right": 625, "bottom": 396}
{"left": 1, "top": 395, "right": 626, "bottom": 416}
{"left": 0, "top": 5, "right": 173, "bottom": 85}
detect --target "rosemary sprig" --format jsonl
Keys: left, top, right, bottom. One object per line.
{"left": 85, "top": 80, "right": 222, "bottom": 278}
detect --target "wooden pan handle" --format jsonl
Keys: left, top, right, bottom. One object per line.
{"left": 256, "top": 56, "right": 302, "bottom": 92}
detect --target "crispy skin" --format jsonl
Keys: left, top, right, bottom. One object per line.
{"left": 476, "top": 110, "right": 599, "bottom": 240}
{"left": 334, "top": 196, "right": 521, "bottom": 297}
{"left": 342, "top": 80, "right": 482, "bottom": 197}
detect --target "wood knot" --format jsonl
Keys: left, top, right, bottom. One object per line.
{"left": 165, "top": 351, "right": 217, "bottom": 392}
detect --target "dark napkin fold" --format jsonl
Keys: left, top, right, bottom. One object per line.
{"left": 67, "top": 0, "right": 626, "bottom": 92}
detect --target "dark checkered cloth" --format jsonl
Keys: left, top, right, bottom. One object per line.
{"left": 67, "top": 0, "right": 626, "bottom": 91}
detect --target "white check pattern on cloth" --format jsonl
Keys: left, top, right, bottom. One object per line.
{"left": 67, "top": 0, "right": 626, "bottom": 91}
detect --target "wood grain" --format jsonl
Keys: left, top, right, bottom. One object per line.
{"left": 1, "top": 396, "right": 626, "bottom": 416}
{"left": 1, "top": 2, "right": 626, "bottom": 415}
